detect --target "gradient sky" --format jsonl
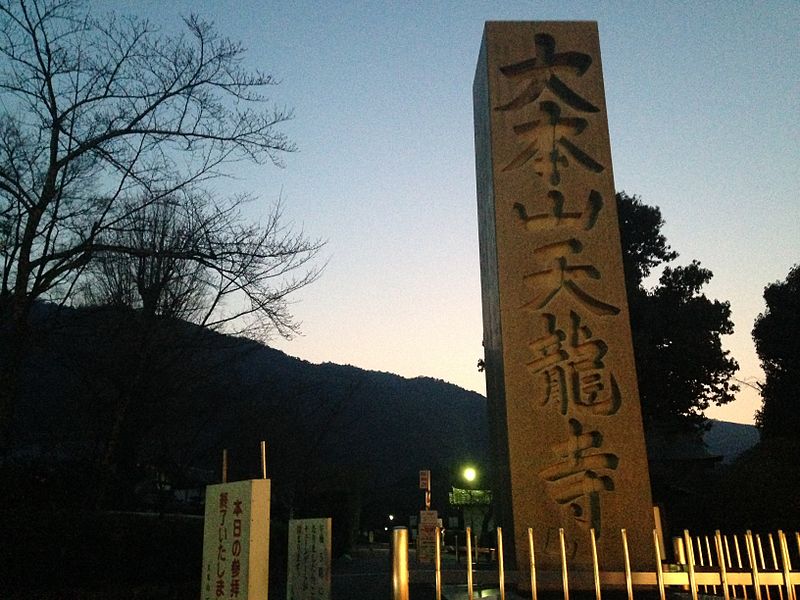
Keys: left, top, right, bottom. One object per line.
{"left": 107, "top": 1, "right": 799, "bottom": 424}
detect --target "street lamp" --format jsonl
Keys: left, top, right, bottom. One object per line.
{"left": 463, "top": 466, "right": 477, "bottom": 483}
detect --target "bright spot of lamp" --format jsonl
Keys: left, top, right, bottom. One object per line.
{"left": 388, "top": 514, "right": 394, "bottom": 521}
{"left": 463, "top": 467, "right": 477, "bottom": 482}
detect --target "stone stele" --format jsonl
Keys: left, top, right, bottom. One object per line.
{"left": 474, "top": 21, "right": 654, "bottom": 572}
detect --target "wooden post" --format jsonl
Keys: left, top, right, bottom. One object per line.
{"left": 559, "top": 528, "right": 570, "bottom": 600}
{"left": 654, "top": 529, "right": 666, "bottom": 600}
{"left": 528, "top": 528, "right": 538, "bottom": 600}
{"left": 685, "top": 530, "right": 699, "bottom": 600}
{"left": 392, "top": 527, "right": 409, "bottom": 600}
{"left": 498, "top": 526, "right": 506, "bottom": 600}
{"left": 622, "top": 529, "right": 633, "bottom": 600}
{"left": 467, "top": 527, "right": 474, "bottom": 600}
{"left": 697, "top": 535, "right": 708, "bottom": 594}
{"left": 747, "top": 531, "right": 763, "bottom": 600}
{"left": 707, "top": 535, "right": 718, "bottom": 595}
{"left": 591, "top": 529, "right": 602, "bottom": 600}
{"left": 435, "top": 526, "right": 442, "bottom": 600}
{"left": 735, "top": 534, "right": 749, "bottom": 600}
{"left": 260, "top": 440, "right": 266, "bottom": 480}
{"left": 716, "top": 531, "right": 732, "bottom": 600}
{"left": 757, "top": 534, "right": 772, "bottom": 600}
{"left": 769, "top": 534, "right": 785, "bottom": 600}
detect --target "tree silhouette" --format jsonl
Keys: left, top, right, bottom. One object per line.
{"left": 617, "top": 192, "right": 738, "bottom": 432}
{"left": 752, "top": 263, "right": 800, "bottom": 438}
{"left": 0, "top": 0, "right": 321, "bottom": 452}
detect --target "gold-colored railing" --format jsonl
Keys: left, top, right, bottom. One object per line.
{"left": 392, "top": 526, "right": 800, "bottom": 600}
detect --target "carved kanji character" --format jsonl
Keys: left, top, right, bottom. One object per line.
{"left": 527, "top": 312, "right": 621, "bottom": 416}
{"left": 522, "top": 240, "right": 620, "bottom": 316}
{"left": 502, "top": 102, "right": 604, "bottom": 184}
{"left": 514, "top": 189, "right": 602, "bottom": 232}
{"left": 527, "top": 314, "right": 569, "bottom": 414}
{"left": 538, "top": 419, "right": 618, "bottom": 535}
{"left": 495, "top": 33, "right": 599, "bottom": 114}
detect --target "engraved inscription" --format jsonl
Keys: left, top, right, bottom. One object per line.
{"left": 538, "top": 418, "right": 618, "bottom": 535}
{"left": 514, "top": 189, "right": 603, "bottom": 232}
{"left": 526, "top": 312, "right": 622, "bottom": 416}
{"left": 495, "top": 32, "right": 605, "bottom": 184}
{"left": 521, "top": 239, "right": 620, "bottom": 316}
{"left": 495, "top": 34, "right": 599, "bottom": 114}
{"left": 477, "top": 24, "right": 653, "bottom": 551}
{"left": 501, "top": 101, "right": 604, "bottom": 184}
{"left": 495, "top": 31, "right": 624, "bottom": 538}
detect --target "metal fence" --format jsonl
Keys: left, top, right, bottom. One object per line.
{"left": 392, "top": 526, "right": 800, "bottom": 600}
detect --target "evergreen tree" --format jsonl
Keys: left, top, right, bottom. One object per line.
{"left": 617, "top": 192, "right": 739, "bottom": 432}
{"left": 752, "top": 264, "right": 800, "bottom": 438}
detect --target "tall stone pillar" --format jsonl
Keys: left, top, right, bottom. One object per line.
{"left": 474, "top": 21, "right": 654, "bottom": 572}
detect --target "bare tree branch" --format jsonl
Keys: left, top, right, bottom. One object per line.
{"left": 0, "top": 0, "right": 320, "bottom": 452}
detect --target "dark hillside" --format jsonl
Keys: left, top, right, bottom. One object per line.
{"left": 703, "top": 419, "right": 759, "bottom": 463}
{"left": 10, "top": 304, "right": 489, "bottom": 522}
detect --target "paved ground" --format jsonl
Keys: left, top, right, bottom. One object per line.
{"left": 326, "top": 544, "right": 525, "bottom": 600}
{"left": 324, "top": 544, "right": 675, "bottom": 600}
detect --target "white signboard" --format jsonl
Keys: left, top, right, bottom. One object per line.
{"left": 201, "top": 479, "right": 271, "bottom": 600}
{"left": 417, "top": 510, "right": 439, "bottom": 564}
{"left": 286, "top": 518, "right": 332, "bottom": 600}
{"left": 419, "top": 470, "right": 430, "bottom": 490}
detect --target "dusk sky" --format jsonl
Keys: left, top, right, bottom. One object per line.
{"left": 108, "top": 1, "right": 798, "bottom": 425}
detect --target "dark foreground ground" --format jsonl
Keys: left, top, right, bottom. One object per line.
{"left": 4, "top": 540, "right": 555, "bottom": 599}
{"left": 325, "top": 545, "right": 670, "bottom": 600}
{"left": 3, "top": 532, "right": 696, "bottom": 600}
{"left": 330, "top": 544, "right": 514, "bottom": 600}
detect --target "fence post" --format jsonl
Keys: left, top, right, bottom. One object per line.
{"left": 716, "top": 531, "right": 731, "bottom": 600}
{"left": 559, "top": 528, "right": 570, "bottom": 600}
{"left": 497, "top": 526, "right": 506, "bottom": 600}
{"left": 684, "top": 530, "right": 699, "bottom": 600}
{"left": 769, "top": 534, "right": 785, "bottom": 600}
{"left": 466, "top": 526, "right": 474, "bottom": 600}
{"left": 747, "top": 531, "right": 763, "bottom": 600}
{"left": 778, "top": 531, "right": 795, "bottom": 600}
{"left": 706, "top": 535, "right": 718, "bottom": 596}
{"left": 654, "top": 529, "right": 666, "bottom": 600}
{"left": 735, "top": 534, "right": 749, "bottom": 600}
{"left": 528, "top": 528, "right": 538, "bottom": 600}
{"left": 392, "top": 527, "right": 409, "bottom": 600}
{"left": 622, "top": 529, "right": 634, "bottom": 600}
{"left": 757, "top": 534, "right": 772, "bottom": 600}
{"left": 591, "top": 529, "right": 602, "bottom": 600}
{"left": 435, "top": 526, "right": 442, "bottom": 600}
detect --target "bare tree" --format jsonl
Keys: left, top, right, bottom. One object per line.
{"left": 81, "top": 192, "right": 321, "bottom": 339}
{"left": 0, "top": 0, "right": 320, "bottom": 451}
{"left": 76, "top": 192, "right": 321, "bottom": 491}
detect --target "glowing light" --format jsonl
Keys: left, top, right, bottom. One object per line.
{"left": 463, "top": 467, "right": 477, "bottom": 482}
